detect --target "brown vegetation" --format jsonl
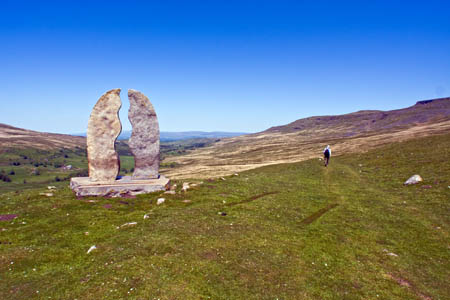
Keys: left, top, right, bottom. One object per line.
{"left": 162, "top": 97, "right": 450, "bottom": 179}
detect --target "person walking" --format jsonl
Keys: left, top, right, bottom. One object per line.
{"left": 323, "top": 145, "right": 331, "bottom": 167}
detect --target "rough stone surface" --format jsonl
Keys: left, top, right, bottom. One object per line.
{"left": 70, "top": 175, "right": 170, "bottom": 197}
{"left": 404, "top": 174, "right": 423, "bottom": 185}
{"left": 87, "top": 89, "right": 122, "bottom": 182}
{"left": 128, "top": 89, "right": 160, "bottom": 179}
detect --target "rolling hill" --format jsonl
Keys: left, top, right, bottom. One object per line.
{"left": 0, "top": 123, "right": 85, "bottom": 150}
{"left": 162, "top": 97, "right": 450, "bottom": 179}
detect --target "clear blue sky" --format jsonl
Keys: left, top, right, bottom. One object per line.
{"left": 1, "top": 0, "right": 449, "bottom": 134}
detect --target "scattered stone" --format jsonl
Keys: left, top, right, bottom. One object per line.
{"left": 39, "top": 192, "right": 53, "bottom": 197}
{"left": 0, "top": 214, "right": 17, "bottom": 221}
{"left": 182, "top": 182, "right": 190, "bottom": 192}
{"left": 47, "top": 186, "right": 56, "bottom": 190}
{"left": 128, "top": 89, "right": 160, "bottom": 179}
{"left": 62, "top": 165, "right": 73, "bottom": 170}
{"left": 221, "top": 177, "right": 226, "bottom": 181}
{"left": 383, "top": 249, "right": 398, "bottom": 257}
{"left": 404, "top": 175, "right": 423, "bottom": 185}
{"left": 182, "top": 199, "right": 191, "bottom": 203}
{"left": 120, "top": 222, "right": 137, "bottom": 228}
{"left": 87, "top": 245, "right": 97, "bottom": 254}
{"left": 87, "top": 89, "right": 122, "bottom": 182}
{"left": 421, "top": 185, "right": 432, "bottom": 189}
{"left": 156, "top": 198, "right": 165, "bottom": 205}
{"left": 164, "top": 190, "right": 176, "bottom": 195}
{"left": 143, "top": 214, "right": 150, "bottom": 219}
{"left": 234, "top": 173, "right": 239, "bottom": 176}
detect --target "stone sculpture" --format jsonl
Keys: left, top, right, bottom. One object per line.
{"left": 128, "top": 89, "right": 160, "bottom": 179}
{"left": 70, "top": 89, "right": 169, "bottom": 197}
{"left": 87, "top": 89, "right": 122, "bottom": 181}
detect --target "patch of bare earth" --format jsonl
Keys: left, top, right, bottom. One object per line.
{"left": 386, "top": 273, "right": 432, "bottom": 300}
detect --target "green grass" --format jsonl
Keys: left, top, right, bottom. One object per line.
{"left": 0, "top": 133, "right": 448, "bottom": 299}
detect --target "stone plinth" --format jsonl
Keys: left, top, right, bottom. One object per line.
{"left": 70, "top": 175, "right": 170, "bottom": 197}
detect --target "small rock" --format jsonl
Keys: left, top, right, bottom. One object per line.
{"left": 120, "top": 222, "right": 137, "bottom": 228}
{"left": 87, "top": 245, "right": 97, "bottom": 254}
{"left": 39, "top": 192, "right": 53, "bottom": 197}
{"left": 403, "top": 175, "right": 423, "bottom": 185}
{"left": 164, "top": 190, "right": 176, "bottom": 195}
{"left": 182, "top": 199, "right": 191, "bottom": 203}
{"left": 182, "top": 182, "right": 190, "bottom": 192}
{"left": 47, "top": 186, "right": 56, "bottom": 190}
{"left": 421, "top": 185, "right": 432, "bottom": 189}
{"left": 221, "top": 177, "right": 226, "bottom": 181}
{"left": 143, "top": 214, "right": 150, "bottom": 219}
{"left": 156, "top": 198, "right": 165, "bottom": 205}
{"left": 234, "top": 173, "right": 239, "bottom": 176}
{"left": 383, "top": 249, "right": 398, "bottom": 257}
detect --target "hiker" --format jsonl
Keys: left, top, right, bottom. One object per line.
{"left": 323, "top": 145, "right": 331, "bottom": 167}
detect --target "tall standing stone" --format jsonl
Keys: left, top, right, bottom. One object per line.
{"left": 87, "top": 89, "right": 122, "bottom": 181}
{"left": 128, "top": 89, "right": 160, "bottom": 179}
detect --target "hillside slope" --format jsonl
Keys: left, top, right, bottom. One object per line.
{"left": 1, "top": 133, "right": 448, "bottom": 299}
{"left": 0, "top": 123, "right": 85, "bottom": 150}
{"left": 163, "top": 97, "right": 450, "bottom": 179}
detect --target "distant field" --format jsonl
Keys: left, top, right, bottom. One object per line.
{"left": 0, "top": 133, "right": 448, "bottom": 299}
{"left": 0, "top": 138, "right": 216, "bottom": 194}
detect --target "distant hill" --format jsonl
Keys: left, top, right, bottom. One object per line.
{"left": 121, "top": 131, "right": 248, "bottom": 141}
{"left": 163, "top": 97, "right": 450, "bottom": 179}
{"left": 266, "top": 97, "right": 450, "bottom": 137}
{"left": 0, "top": 123, "right": 85, "bottom": 150}
{"left": 73, "top": 131, "right": 247, "bottom": 141}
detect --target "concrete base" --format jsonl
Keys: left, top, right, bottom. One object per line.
{"left": 70, "top": 175, "right": 170, "bottom": 197}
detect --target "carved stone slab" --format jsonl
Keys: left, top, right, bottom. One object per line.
{"left": 128, "top": 89, "right": 160, "bottom": 179}
{"left": 87, "top": 89, "right": 122, "bottom": 181}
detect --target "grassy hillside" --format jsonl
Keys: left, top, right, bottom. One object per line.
{"left": 162, "top": 98, "right": 450, "bottom": 179}
{"left": 0, "top": 133, "right": 448, "bottom": 299}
